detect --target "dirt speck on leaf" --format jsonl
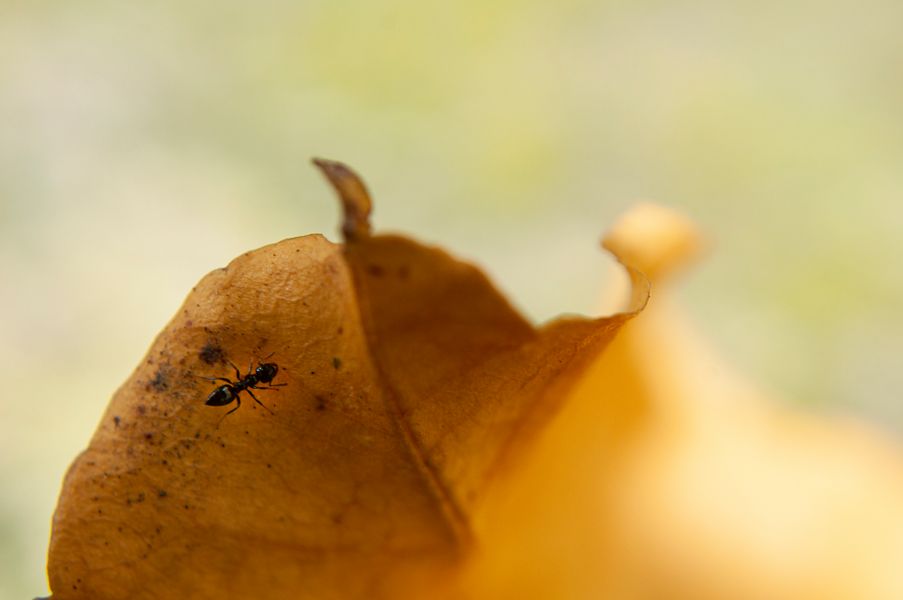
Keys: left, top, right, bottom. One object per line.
{"left": 199, "top": 342, "right": 225, "bottom": 365}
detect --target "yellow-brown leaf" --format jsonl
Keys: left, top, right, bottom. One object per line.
{"left": 47, "top": 160, "right": 646, "bottom": 599}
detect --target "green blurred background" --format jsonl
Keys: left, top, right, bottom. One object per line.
{"left": 2, "top": 1, "right": 902, "bottom": 596}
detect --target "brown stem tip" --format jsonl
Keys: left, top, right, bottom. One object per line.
{"left": 312, "top": 158, "right": 373, "bottom": 242}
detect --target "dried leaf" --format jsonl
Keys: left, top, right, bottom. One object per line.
{"left": 47, "top": 160, "right": 647, "bottom": 599}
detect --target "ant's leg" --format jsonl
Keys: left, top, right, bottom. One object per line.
{"left": 216, "top": 398, "right": 241, "bottom": 427}
{"left": 224, "top": 397, "right": 241, "bottom": 417}
{"left": 253, "top": 380, "right": 284, "bottom": 391}
{"left": 198, "top": 376, "right": 233, "bottom": 384}
{"left": 227, "top": 360, "right": 242, "bottom": 381}
{"left": 246, "top": 388, "right": 275, "bottom": 414}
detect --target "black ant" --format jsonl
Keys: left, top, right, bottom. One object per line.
{"left": 202, "top": 358, "right": 285, "bottom": 419}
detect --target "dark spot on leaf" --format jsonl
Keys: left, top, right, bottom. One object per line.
{"left": 137, "top": 405, "right": 147, "bottom": 416}
{"left": 146, "top": 369, "right": 169, "bottom": 392}
{"left": 199, "top": 342, "right": 224, "bottom": 365}
{"left": 366, "top": 263, "right": 385, "bottom": 277}
{"left": 315, "top": 396, "right": 327, "bottom": 411}
{"left": 113, "top": 416, "right": 121, "bottom": 427}
{"left": 158, "top": 490, "right": 168, "bottom": 498}
{"left": 332, "top": 357, "right": 342, "bottom": 370}
{"left": 144, "top": 433, "right": 153, "bottom": 442}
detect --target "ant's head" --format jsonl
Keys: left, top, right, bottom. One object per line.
{"left": 255, "top": 362, "right": 278, "bottom": 383}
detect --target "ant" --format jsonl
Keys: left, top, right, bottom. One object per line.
{"left": 202, "top": 357, "right": 286, "bottom": 419}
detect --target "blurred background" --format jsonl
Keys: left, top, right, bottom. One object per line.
{"left": 1, "top": 1, "right": 902, "bottom": 597}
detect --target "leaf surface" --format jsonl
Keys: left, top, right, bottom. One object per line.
{"left": 47, "top": 160, "right": 646, "bottom": 599}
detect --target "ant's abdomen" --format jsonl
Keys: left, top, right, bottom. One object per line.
{"left": 205, "top": 385, "right": 236, "bottom": 406}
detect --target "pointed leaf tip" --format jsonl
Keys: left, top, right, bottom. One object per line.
{"left": 312, "top": 158, "right": 373, "bottom": 242}
{"left": 603, "top": 203, "right": 704, "bottom": 285}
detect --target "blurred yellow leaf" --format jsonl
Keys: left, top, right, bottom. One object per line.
{"left": 463, "top": 205, "right": 903, "bottom": 600}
